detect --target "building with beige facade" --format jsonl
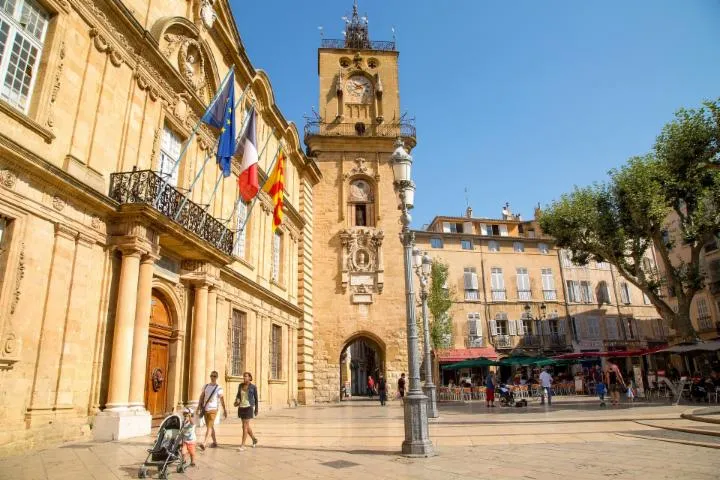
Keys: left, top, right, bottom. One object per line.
{"left": 305, "top": 4, "right": 415, "bottom": 402}
{"left": 413, "top": 204, "right": 668, "bottom": 380}
{"left": 0, "top": 0, "right": 320, "bottom": 455}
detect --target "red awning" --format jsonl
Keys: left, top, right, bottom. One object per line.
{"left": 553, "top": 345, "right": 668, "bottom": 360}
{"left": 435, "top": 347, "right": 498, "bottom": 363}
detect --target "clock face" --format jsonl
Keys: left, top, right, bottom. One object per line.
{"left": 345, "top": 75, "right": 373, "bottom": 104}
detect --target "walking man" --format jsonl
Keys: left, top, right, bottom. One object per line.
{"left": 397, "top": 373, "right": 406, "bottom": 399}
{"left": 367, "top": 375, "right": 375, "bottom": 398}
{"left": 540, "top": 367, "right": 553, "bottom": 406}
{"left": 196, "top": 371, "right": 227, "bottom": 450}
{"left": 378, "top": 373, "right": 387, "bottom": 406}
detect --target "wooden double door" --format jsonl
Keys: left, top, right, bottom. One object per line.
{"left": 144, "top": 292, "right": 174, "bottom": 422}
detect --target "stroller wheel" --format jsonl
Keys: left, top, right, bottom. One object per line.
{"left": 159, "top": 471, "right": 169, "bottom": 479}
{"left": 177, "top": 463, "right": 186, "bottom": 473}
{"left": 137, "top": 466, "right": 148, "bottom": 478}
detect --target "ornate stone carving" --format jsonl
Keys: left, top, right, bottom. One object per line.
{"left": 339, "top": 227, "right": 385, "bottom": 297}
{"left": 89, "top": 28, "right": 124, "bottom": 67}
{"left": 135, "top": 57, "right": 174, "bottom": 104}
{"left": 47, "top": 41, "right": 65, "bottom": 127}
{"left": 348, "top": 179, "right": 372, "bottom": 202}
{"left": 0, "top": 169, "right": 17, "bottom": 189}
{"left": 52, "top": 195, "right": 66, "bottom": 211}
{"left": 344, "top": 157, "right": 374, "bottom": 179}
{"left": 3, "top": 332, "right": 17, "bottom": 356}
{"left": 178, "top": 39, "right": 207, "bottom": 96}
{"left": 79, "top": 0, "right": 135, "bottom": 55}
{"left": 173, "top": 94, "right": 189, "bottom": 122}
{"left": 10, "top": 243, "right": 24, "bottom": 315}
{"left": 200, "top": 0, "right": 217, "bottom": 29}
{"left": 91, "top": 215, "right": 102, "bottom": 229}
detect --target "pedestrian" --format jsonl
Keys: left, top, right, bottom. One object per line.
{"left": 180, "top": 408, "right": 197, "bottom": 467}
{"left": 378, "top": 373, "right": 387, "bottom": 406}
{"left": 398, "top": 373, "right": 406, "bottom": 399}
{"left": 234, "top": 371, "right": 259, "bottom": 452}
{"left": 596, "top": 376, "right": 607, "bottom": 407}
{"left": 367, "top": 375, "right": 375, "bottom": 398}
{"left": 605, "top": 360, "right": 626, "bottom": 406}
{"left": 539, "top": 367, "right": 553, "bottom": 405}
{"left": 485, "top": 371, "right": 495, "bottom": 407}
{"left": 196, "top": 371, "right": 227, "bottom": 450}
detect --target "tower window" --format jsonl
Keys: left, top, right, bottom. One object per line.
{"left": 355, "top": 204, "right": 367, "bottom": 226}
{"left": 354, "top": 122, "right": 366, "bottom": 136}
{"left": 348, "top": 178, "right": 375, "bottom": 227}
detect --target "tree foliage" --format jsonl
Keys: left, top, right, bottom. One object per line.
{"left": 539, "top": 99, "right": 720, "bottom": 341}
{"left": 427, "top": 259, "right": 454, "bottom": 349}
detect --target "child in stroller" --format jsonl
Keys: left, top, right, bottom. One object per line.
{"left": 138, "top": 412, "right": 192, "bottom": 479}
{"left": 498, "top": 384, "right": 528, "bottom": 407}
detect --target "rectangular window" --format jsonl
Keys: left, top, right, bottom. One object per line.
{"left": 620, "top": 282, "right": 631, "bottom": 304}
{"left": 231, "top": 310, "right": 245, "bottom": 376}
{"left": 464, "top": 267, "right": 479, "bottom": 301}
{"left": 586, "top": 316, "right": 601, "bottom": 339}
{"left": 487, "top": 240, "right": 499, "bottom": 252}
{"left": 430, "top": 237, "right": 443, "bottom": 249}
{"left": 516, "top": 267, "right": 531, "bottom": 301}
{"left": 496, "top": 319, "right": 508, "bottom": 335}
{"left": 566, "top": 280, "right": 581, "bottom": 302}
{"left": 606, "top": 317, "right": 620, "bottom": 340}
{"left": 159, "top": 124, "right": 182, "bottom": 187}
{"left": 597, "top": 282, "right": 611, "bottom": 304}
{"left": 561, "top": 250, "right": 573, "bottom": 268}
{"left": 580, "top": 281, "right": 593, "bottom": 303}
{"left": 538, "top": 243, "right": 549, "bottom": 254}
{"left": 491, "top": 267, "right": 506, "bottom": 301}
{"left": 355, "top": 204, "right": 367, "bottom": 226}
{"left": 513, "top": 241, "right": 524, "bottom": 252}
{"left": 233, "top": 201, "right": 248, "bottom": 258}
{"left": 518, "top": 223, "right": 524, "bottom": 234}
{"left": 467, "top": 313, "right": 482, "bottom": 346}
{"left": 271, "top": 230, "right": 282, "bottom": 282}
{"left": 270, "top": 324, "right": 282, "bottom": 379}
{"left": 499, "top": 224, "right": 509, "bottom": 237}
{"left": 528, "top": 230, "right": 536, "bottom": 238}
{"left": 491, "top": 224, "right": 500, "bottom": 236}
{"left": 461, "top": 239, "right": 472, "bottom": 250}
{"left": 541, "top": 268, "right": 556, "bottom": 300}
{"left": 642, "top": 292, "right": 651, "bottom": 305}
{"left": 697, "top": 298, "right": 712, "bottom": 330}
{"left": 0, "top": 0, "right": 48, "bottom": 112}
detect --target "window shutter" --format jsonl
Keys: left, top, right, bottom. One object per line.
{"left": 442, "top": 222, "right": 451, "bottom": 232}
{"left": 464, "top": 271, "right": 473, "bottom": 290}
{"left": 476, "top": 316, "right": 483, "bottom": 337}
{"left": 573, "top": 282, "right": 581, "bottom": 302}
{"left": 516, "top": 319, "right": 525, "bottom": 335}
{"left": 558, "top": 319, "right": 566, "bottom": 335}
{"left": 508, "top": 320, "right": 517, "bottom": 336}
{"left": 489, "top": 319, "right": 497, "bottom": 336}
{"left": 464, "top": 222, "right": 473, "bottom": 234}
{"left": 479, "top": 223, "right": 487, "bottom": 235}
{"left": 540, "top": 321, "right": 549, "bottom": 336}
{"left": 470, "top": 272, "right": 479, "bottom": 290}
{"left": 499, "top": 224, "right": 509, "bottom": 236}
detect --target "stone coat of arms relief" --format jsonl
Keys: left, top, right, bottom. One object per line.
{"left": 339, "top": 227, "right": 384, "bottom": 304}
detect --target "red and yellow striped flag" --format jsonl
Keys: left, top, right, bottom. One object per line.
{"left": 263, "top": 150, "right": 285, "bottom": 231}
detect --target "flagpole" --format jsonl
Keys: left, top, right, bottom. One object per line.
{"left": 173, "top": 100, "right": 255, "bottom": 221}
{"left": 153, "top": 66, "right": 236, "bottom": 208}
{"left": 219, "top": 128, "right": 277, "bottom": 247}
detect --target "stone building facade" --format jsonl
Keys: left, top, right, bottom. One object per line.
{"left": 0, "top": 0, "right": 320, "bottom": 455}
{"left": 414, "top": 205, "right": 666, "bottom": 374}
{"left": 304, "top": 5, "right": 415, "bottom": 402}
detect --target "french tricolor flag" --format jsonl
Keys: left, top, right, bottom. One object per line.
{"left": 237, "top": 108, "right": 259, "bottom": 202}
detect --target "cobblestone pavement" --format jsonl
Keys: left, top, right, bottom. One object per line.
{"left": 2, "top": 397, "right": 719, "bottom": 479}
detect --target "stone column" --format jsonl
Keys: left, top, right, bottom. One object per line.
{"left": 105, "top": 248, "right": 142, "bottom": 410}
{"left": 206, "top": 287, "right": 217, "bottom": 373}
{"left": 128, "top": 252, "right": 158, "bottom": 409}
{"left": 188, "top": 282, "right": 208, "bottom": 405}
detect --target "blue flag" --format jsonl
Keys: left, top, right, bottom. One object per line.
{"left": 201, "top": 71, "right": 235, "bottom": 178}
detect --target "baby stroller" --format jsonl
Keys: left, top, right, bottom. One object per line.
{"left": 498, "top": 384, "right": 514, "bottom": 407}
{"left": 138, "top": 414, "right": 186, "bottom": 479}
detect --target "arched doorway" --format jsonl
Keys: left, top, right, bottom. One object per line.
{"left": 145, "top": 291, "right": 174, "bottom": 421}
{"left": 339, "top": 333, "right": 385, "bottom": 399}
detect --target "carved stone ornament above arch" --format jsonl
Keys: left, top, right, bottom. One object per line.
{"left": 344, "top": 157, "right": 373, "bottom": 179}
{"left": 151, "top": 17, "right": 220, "bottom": 102}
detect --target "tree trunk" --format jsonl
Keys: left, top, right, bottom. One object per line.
{"left": 671, "top": 309, "right": 697, "bottom": 342}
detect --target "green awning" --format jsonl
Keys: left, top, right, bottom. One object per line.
{"left": 497, "top": 356, "right": 551, "bottom": 366}
{"left": 442, "top": 357, "right": 499, "bottom": 369}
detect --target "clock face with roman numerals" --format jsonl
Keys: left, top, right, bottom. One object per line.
{"left": 345, "top": 75, "right": 373, "bottom": 104}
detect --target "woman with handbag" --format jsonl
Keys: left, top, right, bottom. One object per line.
{"left": 234, "top": 372, "right": 259, "bottom": 451}
{"left": 196, "top": 371, "right": 227, "bottom": 450}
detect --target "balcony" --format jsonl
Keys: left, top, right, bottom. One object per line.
{"left": 518, "top": 335, "right": 542, "bottom": 348}
{"left": 494, "top": 334, "right": 512, "bottom": 349}
{"left": 467, "top": 336, "right": 483, "bottom": 348}
{"left": 304, "top": 121, "right": 416, "bottom": 141}
{"left": 320, "top": 38, "right": 397, "bottom": 51}
{"left": 109, "top": 170, "right": 234, "bottom": 256}
{"left": 543, "top": 289, "right": 557, "bottom": 301}
{"left": 491, "top": 289, "right": 507, "bottom": 301}
{"left": 546, "top": 333, "right": 568, "bottom": 346}
{"left": 517, "top": 290, "right": 532, "bottom": 301}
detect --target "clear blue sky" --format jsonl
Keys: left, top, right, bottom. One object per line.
{"left": 230, "top": 0, "right": 720, "bottom": 228}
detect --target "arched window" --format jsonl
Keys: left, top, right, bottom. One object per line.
{"left": 348, "top": 178, "right": 375, "bottom": 227}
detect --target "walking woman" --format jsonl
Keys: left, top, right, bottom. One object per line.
{"left": 485, "top": 371, "right": 496, "bottom": 407}
{"left": 605, "top": 360, "right": 625, "bottom": 406}
{"left": 234, "top": 372, "right": 259, "bottom": 451}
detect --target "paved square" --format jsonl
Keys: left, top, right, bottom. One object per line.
{"left": 1, "top": 398, "right": 719, "bottom": 479}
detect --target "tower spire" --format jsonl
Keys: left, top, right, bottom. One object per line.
{"left": 344, "top": 0, "right": 370, "bottom": 49}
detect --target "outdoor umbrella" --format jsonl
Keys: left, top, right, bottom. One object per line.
{"left": 497, "top": 356, "right": 551, "bottom": 366}
{"left": 442, "top": 357, "right": 499, "bottom": 369}
{"left": 533, "top": 358, "right": 578, "bottom": 367}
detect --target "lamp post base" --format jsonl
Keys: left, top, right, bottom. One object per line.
{"left": 401, "top": 391, "right": 435, "bottom": 457}
{"left": 423, "top": 384, "right": 439, "bottom": 419}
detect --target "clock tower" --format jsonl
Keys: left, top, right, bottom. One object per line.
{"left": 304, "top": 1, "right": 416, "bottom": 403}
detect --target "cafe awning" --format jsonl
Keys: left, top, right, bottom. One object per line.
{"left": 435, "top": 347, "right": 498, "bottom": 363}
{"left": 655, "top": 340, "right": 720, "bottom": 354}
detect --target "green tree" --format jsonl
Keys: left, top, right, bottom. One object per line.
{"left": 539, "top": 99, "right": 720, "bottom": 341}
{"left": 427, "top": 259, "right": 454, "bottom": 348}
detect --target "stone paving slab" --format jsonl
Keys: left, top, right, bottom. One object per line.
{"left": 2, "top": 400, "right": 720, "bottom": 479}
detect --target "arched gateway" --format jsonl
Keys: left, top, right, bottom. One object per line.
{"left": 144, "top": 290, "right": 177, "bottom": 422}
{"left": 339, "top": 332, "right": 385, "bottom": 398}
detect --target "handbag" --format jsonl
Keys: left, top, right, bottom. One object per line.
{"left": 197, "top": 384, "right": 219, "bottom": 425}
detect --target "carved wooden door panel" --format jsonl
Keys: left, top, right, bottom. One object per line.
{"left": 145, "top": 338, "right": 169, "bottom": 420}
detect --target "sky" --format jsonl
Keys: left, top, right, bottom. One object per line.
{"left": 230, "top": 0, "right": 720, "bottom": 228}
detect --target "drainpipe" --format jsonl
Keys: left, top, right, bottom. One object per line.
{"left": 556, "top": 248, "right": 574, "bottom": 347}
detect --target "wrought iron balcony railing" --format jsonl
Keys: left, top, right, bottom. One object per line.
{"left": 304, "top": 121, "right": 416, "bottom": 140}
{"left": 519, "top": 334, "right": 542, "bottom": 347}
{"left": 494, "top": 334, "right": 512, "bottom": 349}
{"left": 517, "top": 290, "right": 532, "bottom": 301}
{"left": 546, "top": 333, "right": 568, "bottom": 346}
{"left": 109, "top": 170, "right": 234, "bottom": 256}
{"left": 320, "top": 38, "right": 396, "bottom": 51}
{"left": 491, "top": 289, "right": 507, "bottom": 301}
{"left": 543, "top": 289, "right": 557, "bottom": 301}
